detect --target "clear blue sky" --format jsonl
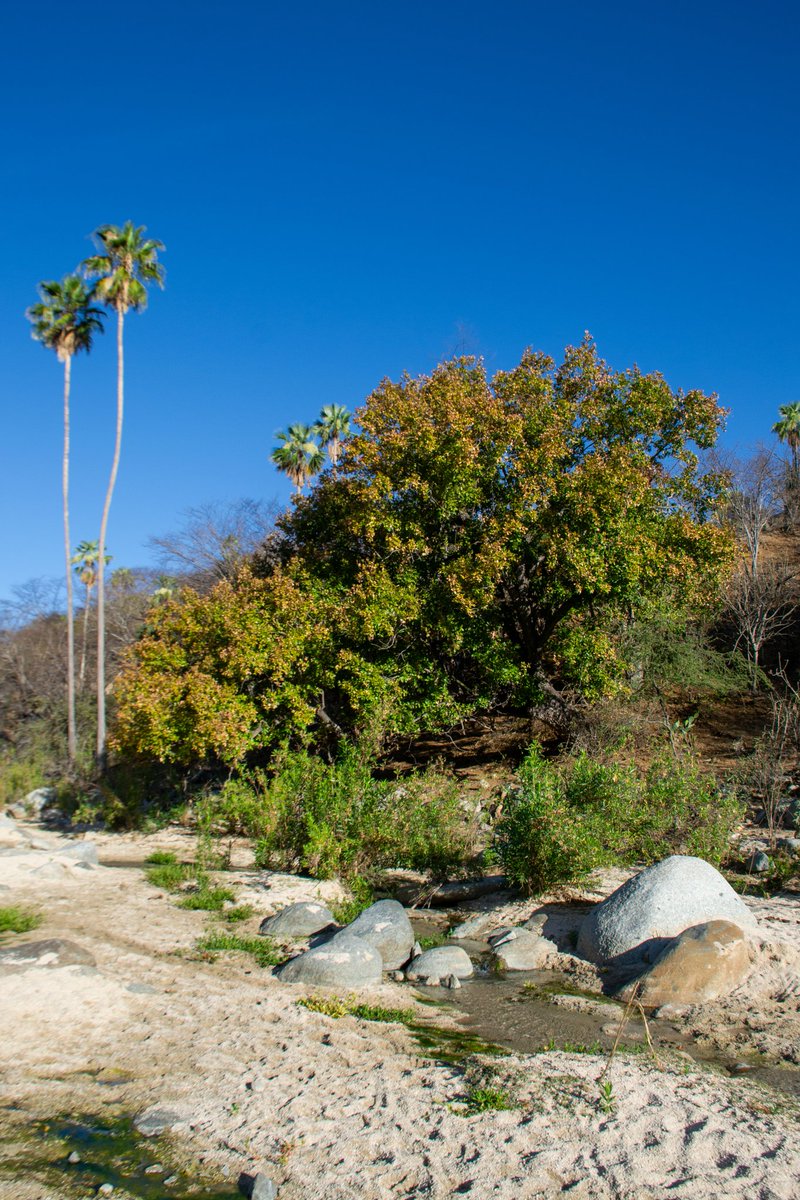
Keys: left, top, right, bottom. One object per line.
{"left": 2, "top": 0, "right": 798, "bottom": 601}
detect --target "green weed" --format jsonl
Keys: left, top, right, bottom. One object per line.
{"left": 0, "top": 906, "right": 42, "bottom": 935}
{"left": 178, "top": 886, "right": 235, "bottom": 911}
{"left": 458, "top": 1085, "right": 513, "bottom": 1115}
{"left": 143, "top": 850, "right": 178, "bottom": 865}
{"left": 196, "top": 931, "right": 283, "bottom": 968}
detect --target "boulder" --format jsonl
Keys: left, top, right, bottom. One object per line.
{"left": 405, "top": 945, "right": 473, "bottom": 983}
{"left": 489, "top": 927, "right": 556, "bottom": 971}
{"left": 259, "top": 901, "right": 335, "bottom": 939}
{"left": 341, "top": 900, "right": 414, "bottom": 970}
{"left": 577, "top": 856, "right": 757, "bottom": 965}
{"left": 617, "top": 920, "right": 751, "bottom": 1010}
{"left": 279, "top": 932, "right": 382, "bottom": 988}
{"left": 57, "top": 840, "right": 99, "bottom": 865}
{"left": 0, "top": 938, "right": 96, "bottom": 972}
{"left": 747, "top": 850, "right": 771, "bottom": 874}
{"left": 22, "top": 787, "right": 57, "bottom": 815}
{"left": 448, "top": 913, "right": 494, "bottom": 940}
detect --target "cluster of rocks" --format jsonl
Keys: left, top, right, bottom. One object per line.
{"left": 577, "top": 855, "right": 759, "bottom": 1013}
{"left": 0, "top": 793, "right": 100, "bottom": 878}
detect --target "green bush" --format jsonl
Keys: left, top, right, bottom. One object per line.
{"left": 493, "top": 744, "right": 743, "bottom": 894}
{"left": 199, "top": 740, "right": 478, "bottom": 882}
{"left": 0, "top": 905, "right": 42, "bottom": 935}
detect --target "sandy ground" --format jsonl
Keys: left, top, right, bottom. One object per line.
{"left": 1, "top": 821, "right": 799, "bottom": 1200}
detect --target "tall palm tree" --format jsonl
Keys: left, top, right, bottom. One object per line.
{"left": 772, "top": 402, "right": 800, "bottom": 484}
{"left": 71, "top": 540, "right": 111, "bottom": 689}
{"left": 271, "top": 424, "right": 324, "bottom": 495}
{"left": 26, "top": 276, "right": 104, "bottom": 763}
{"left": 313, "top": 404, "right": 351, "bottom": 473}
{"left": 83, "top": 222, "right": 165, "bottom": 765}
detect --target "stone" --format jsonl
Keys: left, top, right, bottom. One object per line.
{"left": 777, "top": 838, "right": 800, "bottom": 855}
{"left": 22, "top": 787, "right": 57, "bottom": 814}
{"left": 0, "top": 938, "right": 96, "bottom": 972}
{"left": 522, "top": 912, "right": 549, "bottom": 934}
{"left": 617, "top": 920, "right": 751, "bottom": 1009}
{"left": 405, "top": 945, "right": 473, "bottom": 982}
{"left": 340, "top": 900, "right": 414, "bottom": 970}
{"left": 258, "top": 901, "right": 335, "bottom": 939}
{"left": 489, "top": 927, "right": 556, "bottom": 971}
{"left": 252, "top": 1173, "right": 278, "bottom": 1200}
{"left": 747, "top": 850, "right": 771, "bottom": 874}
{"left": 577, "top": 855, "right": 758, "bottom": 965}
{"left": 279, "top": 932, "right": 383, "bottom": 988}
{"left": 57, "top": 840, "right": 99, "bottom": 865}
{"left": 448, "top": 913, "right": 494, "bottom": 940}
{"left": 785, "top": 798, "right": 800, "bottom": 828}
{"left": 442, "top": 973, "right": 462, "bottom": 990}
{"left": 133, "top": 1107, "right": 186, "bottom": 1137}
{"left": 30, "top": 861, "right": 69, "bottom": 879}
{"left": 68, "top": 1151, "right": 81, "bottom": 1164}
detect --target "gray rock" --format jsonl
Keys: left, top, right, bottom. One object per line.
{"left": 617, "top": 920, "right": 751, "bottom": 1010}
{"left": 127, "top": 982, "right": 159, "bottom": 994}
{"left": 341, "top": 900, "right": 414, "bottom": 970}
{"left": 22, "top": 787, "right": 57, "bottom": 814}
{"left": 279, "top": 932, "right": 383, "bottom": 988}
{"left": 133, "top": 1107, "right": 186, "bottom": 1137}
{"left": 522, "top": 912, "right": 549, "bottom": 934}
{"left": 405, "top": 945, "right": 473, "bottom": 982}
{"left": 448, "top": 913, "right": 494, "bottom": 940}
{"left": 0, "top": 814, "right": 16, "bottom": 829}
{"left": 577, "top": 855, "right": 758, "bottom": 965}
{"left": 258, "top": 901, "right": 335, "bottom": 939}
{"left": 57, "top": 840, "right": 99, "bottom": 865}
{"left": 30, "top": 861, "right": 69, "bottom": 878}
{"left": 747, "top": 850, "right": 771, "bottom": 874}
{"left": 423, "top": 875, "right": 508, "bottom": 906}
{"left": 785, "top": 798, "right": 800, "bottom": 828}
{"left": 251, "top": 1173, "right": 278, "bottom": 1200}
{"left": 68, "top": 1151, "right": 81, "bottom": 1164}
{"left": 778, "top": 838, "right": 800, "bottom": 855}
{"left": 490, "top": 927, "right": 556, "bottom": 971}
{"left": 0, "top": 938, "right": 96, "bottom": 972}
{"left": 442, "top": 973, "right": 462, "bottom": 990}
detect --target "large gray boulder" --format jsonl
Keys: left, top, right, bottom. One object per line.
{"left": 405, "top": 945, "right": 473, "bottom": 983}
{"left": 489, "top": 927, "right": 556, "bottom": 971}
{"left": 341, "top": 900, "right": 414, "bottom": 970}
{"left": 22, "top": 787, "right": 57, "bottom": 814}
{"left": 577, "top": 856, "right": 758, "bottom": 965}
{"left": 259, "top": 901, "right": 335, "bottom": 939}
{"left": 279, "top": 933, "right": 382, "bottom": 988}
{"left": 0, "top": 938, "right": 96, "bottom": 972}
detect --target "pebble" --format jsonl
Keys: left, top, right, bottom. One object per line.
{"left": 67, "top": 1150, "right": 80, "bottom": 1164}
{"left": 98, "top": 1186, "right": 114, "bottom": 1195}
{"left": 145, "top": 1162, "right": 164, "bottom": 1173}
{"left": 164, "top": 1175, "right": 178, "bottom": 1186}
{"left": 251, "top": 1172, "right": 278, "bottom": 1199}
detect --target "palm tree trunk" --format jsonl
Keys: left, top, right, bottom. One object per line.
{"left": 79, "top": 582, "right": 92, "bottom": 688}
{"left": 63, "top": 354, "right": 76, "bottom": 764}
{"left": 96, "top": 305, "right": 125, "bottom": 766}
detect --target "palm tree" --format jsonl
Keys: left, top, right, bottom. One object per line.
{"left": 271, "top": 424, "right": 325, "bottom": 495}
{"left": 71, "top": 540, "right": 111, "bottom": 689}
{"left": 772, "top": 402, "right": 800, "bottom": 484}
{"left": 313, "top": 404, "right": 351, "bottom": 473}
{"left": 26, "top": 276, "right": 104, "bottom": 763}
{"left": 83, "top": 222, "right": 165, "bottom": 765}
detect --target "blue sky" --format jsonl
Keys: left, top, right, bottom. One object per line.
{"left": 2, "top": 0, "right": 798, "bottom": 601}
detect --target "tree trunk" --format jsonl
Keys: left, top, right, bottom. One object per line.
{"left": 63, "top": 355, "right": 76, "bottom": 764}
{"left": 79, "top": 582, "right": 92, "bottom": 688}
{"left": 96, "top": 306, "right": 125, "bottom": 766}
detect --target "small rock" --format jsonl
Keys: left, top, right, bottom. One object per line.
{"left": 777, "top": 838, "right": 800, "bottom": 856}
{"left": 258, "top": 901, "right": 335, "bottom": 939}
{"left": 490, "top": 927, "right": 557, "bottom": 971}
{"left": 279, "top": 932, "right": 383, "bottom": 988}
{"left": 164, "top": 1177, "right": 179, "bottom": 1187}
{"left": 341, "top": 900, "right": 415, "bottom": 970}
{"left": 406, "top": 945, "right": 473, "bottom": 982}
{"left": 144, "top": 1163, "right": 164, "bottom": 1174}
{"left": 21, "top": 787, "right": 57, "bottom": 814}
{"left": 522, "top": 912, "right": 549, "bottom": 934}
{"left": 388, "top": 969, "right": 406, "bottom": 982}
{"left": 747, "top": 851, "right": 771, "bottom": 874}
{"left": 98, "top": 1185, "right": 114, "bottom": 1195}
{"left": 442, "top": 973, "right": 462, "bottom": 989}
{"left": 67, "top": 1151, "right": 81, "bottom": 1164}
{"left": 133, "top": 1107, "right": 185, "bottom": 1137}
{"left": 126, "top": 982, "right": 158, "bottom": 994}
{"left": 57, "top": 840, "right": 99, "bottom": 865}
{"left": 0, "top": 938, "right": 96, "bottom": 972}
{"left": 411, "top": 941, "right": 422, "bottom": 958}
{"left": 30, "top": 861, "right": 69, "bottom": 879}
{"left": 448, "top": 913, "right": 494, "bottom": 940}
{"left": 252, "top": 1173, "right": 278, "bottom": 1200}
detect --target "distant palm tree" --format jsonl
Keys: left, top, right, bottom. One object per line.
{"left": 71, "top": 540, "right": 111, "bottom": 689}
{"left": 772, "top": 402, "right": 800, "bottom": 483}
{"left": 271, "top": 424, "right": 324, "bottom": 495}
{"left": 26, "top": 277, "right": 104, "bottom": 763}
{"left": 313, "top": 404, "right": 351, "bottom": 473}
{"left": 83, "top": 222, "right": 165, "bottom": 765}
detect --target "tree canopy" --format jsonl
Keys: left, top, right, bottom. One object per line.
{"left": 112, "top": 337, "right": 734, "bottom": 767}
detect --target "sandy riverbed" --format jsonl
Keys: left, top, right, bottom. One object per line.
{"left": 1, "top": 823, "right": 799, "bottom": 1199}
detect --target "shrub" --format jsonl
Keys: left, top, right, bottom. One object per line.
{"left": 200, "top": 740, "right": 478, "bottom": 882}
{"left": 493, "top": 743, "right": 743, "bottom": 894}
{"left": 0, "top": 906, "right": 42, "bottom": 935}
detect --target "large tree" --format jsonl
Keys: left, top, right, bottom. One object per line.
{"left": 313, "top": 404, "right": 351, "bottom": 472}
{"left": 83, "top": 222, "right": 164, "bottom": 764}
{"left": 271, "top": 424, "right": 324, "bottom": 494}
{"left": 26, "top": 276, "right": 104, "bottom": 763}
{"left": 113, "top": 339, "right": 735, "bottom": 769}
{"left": 772, "top": 401, "right": 800, "bottom": 482}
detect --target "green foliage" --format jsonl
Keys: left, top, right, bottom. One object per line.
{"left": 0, "top": 906, "right": 42, "bottom": 935}
{"left": 144, "top": 862, "right": 193, "bottom": 890}
{"left": 597, "top": 1079, "right": 617, "bottom": 1114}
{"left": 494, "top": 743, "right": 743, "bottom": 893}
{"left": 202, "top": 740, "right": 477, "bottom": 882}
{"left": 178, "top": 885, "right": 235, "bottom": 911}
{"left": 220, "top": 904, "right": 253, "bottom": 923}
{"left": 459, "top": 1086, "right": 513, "bottom": 1115}
{"left": 330, "top": 877, "right": 375, "bottom": 925}
{"left": 196, "top": 930, "right": 283, "bottom": 968}
{"left": 621, "top": 607, "right": 752, "bottom": 697}
{"left": 143, "top": 850, "right": 178, "bottom": 865}
{"left": 296, "top": 995, "right": 414, "bottom": 1024}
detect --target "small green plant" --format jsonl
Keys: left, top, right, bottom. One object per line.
{"left": 178, "top": 885, "right": 235, "bottom": 912}
{"left": 143, "top": 850, "right": 178, "bottom": 865}
{"left": 331, "top": 877, "right": 375, "bottom": 925}
{"left": 0, "top": 905, "right": 42, "bottom": 935}
{"left": 459, "top": 1085, "right": 513, "bottom": 1115}
{"left": 144, "top": 862, "right": 192, "bottom": 891}
{"left": 220, "top": 904, "right": 253, "bottom": 923}
{"left": 196, "top": 931, "right": 283, "bottom": 968}
{"left": 296, "top": 995, "right": 351, "bottom": 1018}
{"left": 296, "top": 996, "right": 415, "bottom": 1024}
{"left": 597, "top": 1078, "right": 616, "bottom": 1114}
{"left": 418, "top": 933, "right": 448, "bottom": 950}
